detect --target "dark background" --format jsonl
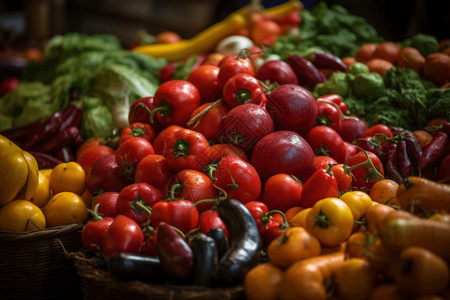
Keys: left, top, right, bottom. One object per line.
{"left": 0, "top": 0, "right": 449, "bottom": 51}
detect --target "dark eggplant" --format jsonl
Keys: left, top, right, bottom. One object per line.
{"left": 107, "top": 252, "right": 165, "bottom": 282}
{"left": 286, "top": 54, "right": 327, "bottom": 90}
{"left": 385, "top": 143, "right": 403, "bottom": 184}
{"left": 397, "top": 140, "right": 412, "bottom": 178}
{"left": 215, "top": 198, "right": 261, "bottom": 285}
{"left": 155, "top": 222, "right": 194, "bottom": 279}
{"left": 207, "top": 227, "right": 229, "bottom": 259}
{"left": 306, "top": 49, "right": 347, "bottom": 72}
{"left": 190, "top": 232, "right": 218, "bottom": 286}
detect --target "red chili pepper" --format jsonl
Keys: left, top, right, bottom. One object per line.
{"left": 162, "top": 128, "right": 210, "bottom": 172}
{"left": 36, "top": 126, "right": 80, "bottom": 154}
{"left": 418, "top": 131, "right": 449, "bottom": 171}
{"left": 150, "top": 80, "right": 201, "bottom": 127}
{"left": 384, "top": 143, "right": 403, "bottom": 184}
{"left": 305, "top": 125, "right": 347, "bottom": 163}
{"left": 222, "top": 73, "right": 267, "bottom": 109}
{"left": 300, "top": 168, "right": 339, "bottom": 208}
{"left": 439, "top": 153, "right": 450, "bottom": 180}
{"left": 397, "top": 140, "right": 412, "bottom": 178}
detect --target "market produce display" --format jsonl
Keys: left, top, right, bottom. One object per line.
{"left": 0, "top": 0, "right": 449, "bottom": 299}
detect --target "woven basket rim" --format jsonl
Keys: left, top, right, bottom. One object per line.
{"left": 0, "top": 223, "right": 84, "bottom": 242}
{"left": 74, "top": 251, "right": 245, "bottom": 299}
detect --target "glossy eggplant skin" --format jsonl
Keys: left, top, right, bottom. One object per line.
{"left": 190, "top": 233, "right": 219, "bottom": 286}
{"left": 107, "top": 252, "right": 165, "bottom": 282}
{"left": 155, "top": 222, "right": 194, "bottom": 279}
{"left": 215, "top": 198, "right": 261, "bottom": 285}
{"left": 206, "top": 227, "right": 229, "bottom": 259}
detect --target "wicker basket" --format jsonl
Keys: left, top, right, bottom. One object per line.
{"left": 0, "top": 224, "right": 84, "bottom": 300}
{"left": 74, "top": 252, "right": 245, "bottom": 300}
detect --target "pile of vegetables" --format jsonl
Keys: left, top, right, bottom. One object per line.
{"left": 0, "top": 0, "right": 449, "bottom": 299}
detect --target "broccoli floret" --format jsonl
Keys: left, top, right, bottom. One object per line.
{"left": 405, "top": 33, "right": 439, "bottom": 58}
{"left": 427, "top": 88, "right": 450, "bottom": 120}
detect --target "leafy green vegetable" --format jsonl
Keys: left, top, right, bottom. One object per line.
{"left": 269, "top": 1, "right": 383, "bottom": 59}
{"left": 403, "top": 33, "right": 439, "bottom": 58}
{"left": 0, "top": 33, "right": 166, "bottom": 138}
{"left": 80, "top": 98, "right": 114, "bottom": 138}
{"left": 427, "top": 88, "right": 450, "bottom": 120}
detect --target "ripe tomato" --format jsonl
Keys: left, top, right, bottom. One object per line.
{"left": 345, "top": 150, "right": 385, "bottom": 189}
{"left": 115, "top": 137, "right": 155, "bottom": 179}
{"left": 150, "top": 199, "right": 199, "bottom": 234}
{"left": 331, "top": 163, "right": 353, "bottom": 192}
{"left": 81, "top": 216, "right": 114, "bottom": 253}
{"left": 244, "top": 262, "right": 283, "bottom": 300}
{"left": 186, "top": 100, "right": 228, "bottom": 140}
{"left": 119, "top": 122, "right": 155, "bottom": 145}
{"left": 76, "top": 144, "right": 115, "bottom": 174}
{"left": 217, "top": 55, "right": 255, "bottom": 88}
{"left": 115, "top": 183, "right": 164, "bottom": 225}
{"left": 134, "top": 154, "right": 174, "bottom": 191}
{"left": 49, "top": 161, "right": 86, "bottom": 195}
{"left": 75, "top": 137, "right": 105, "bottom": 159}
{"left": 369, "top": 179, "right": 399, "bottom": 205}
{"left": 314, "top": 156, "right": 338, "bottom": 171}
{"left": 91, "top": 191, "right": 119, "bottom": 218}
{"left": 102, "top": 214, "right": 144, "bottom": 257}
{"left": 209, "top": 156, "right": 261, "bottom": 204}
{"left": 198, "top": 209, "right": 229, "bottom": 239}
{"left": 0, "top": 200, "right": 46, "bottom": 231}
{"left": 170, "top": 169, "right": 217, "bottom": 213}
{"left": 208, "top": 143, "right": 249, "bottom": 162}
{"left": 267, "top": 226, "right": 321, "bottom": 269}
{"left": 44, "top": 192, "right": 89, "bottom": 227}
{"left": 262, "top": 174, "right": 303, "bottom": 212}
{"left": 152, "top": 125, "right": 183, "bottom": 155}
{"left": 151, "top": 80, "right": 201, "bottom": 127}
{"left": 306, "top": 198, "right": 353, "bottom": 247}
{"left": 155, "top": 31, "right": 181, "bottom": 44}
{"left": 187, "top": 64, "right": 222, "bottom": 103}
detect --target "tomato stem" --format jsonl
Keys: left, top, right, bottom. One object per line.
{"left": 344, "top": 148, "right": 384, "bottom": 180}
{"left": 186, "top": 98, "right": 224, "bottom": 129}
{"left": 314, "top": 210, "right": 330, "bottom": 229}
{"left": 173, "top": 138, "right": 190, "bottom": 157}
{"left": 87, "top": 203, "right": 103, "bottom": 221}
{"left": 132, "top": 102, "right": 153, "bottom": 123}
{"left": 236, "top": 89, "right": 252, "bottom": 104}
{"left": 149, "top": 101, "right": 172, "bottom": 123}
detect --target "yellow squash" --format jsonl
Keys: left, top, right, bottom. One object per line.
{"left": 133, "top": 0, "right": 303, "bottom": 62}
{"left": 0, "top": 135, "right": 39, "bottom": 206}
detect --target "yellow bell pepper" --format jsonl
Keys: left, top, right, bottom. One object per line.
{"left": 133, "top": 0, "right": 303, "bottom": 62}
{"left": 0, "top": 135, "right": 39, "bottom": 206}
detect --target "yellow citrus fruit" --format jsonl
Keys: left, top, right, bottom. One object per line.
{"left": 49, "top": 162, "right": 86, "bottom": 195}
{"left": 44, "top": 192, "right": 88, "bottom": 227}
{"left": 0, "top": 200, "right": 46, "bottom": 231}
{"left": 29, "top": 170, "right": 52, "bottom": 207}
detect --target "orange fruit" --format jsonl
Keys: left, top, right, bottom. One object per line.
{"left": 44, "top": 192, "right": 88, "bottom": 227}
